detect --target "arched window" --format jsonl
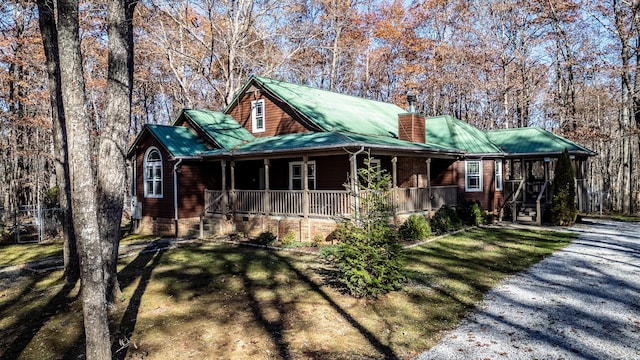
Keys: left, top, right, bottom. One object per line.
{"left": 144, "top": 147, "right": 163, "bottom": 198}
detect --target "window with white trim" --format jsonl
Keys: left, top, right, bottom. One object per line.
{"left": 495, "top": 159, "right": 503, "bottom": 191}
{"left": 144, "top": 147, "right": 163, "bottom": 198}
{"left": 251, "top": 99, "right": 265, "bottom": 133}
{"left": 465, "top": 159, "right": 482, "bottom": 192}
{"left": 289, "top": 161, "right": 316, "bottom": 190}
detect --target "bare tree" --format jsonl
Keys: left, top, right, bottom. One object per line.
{"left": 36, "top": 0, "right": 79, "bottom": 282}
{"left": 56, "top": 0, "right": 111, "bottom": 356}
{"left": 98, "top": 0, "right": 137, "bottom": 304}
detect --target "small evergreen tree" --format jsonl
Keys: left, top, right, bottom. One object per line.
{"left": 551, "top": 149, "right": 577, "bottom": 226}
{"left": 329, "top": 153, "right": 405, "bottom": 298}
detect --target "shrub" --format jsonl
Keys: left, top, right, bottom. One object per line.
{"left": 255, "top": 231, "right": 276, "bottom": 245}
{"left": 311, "top": 234, "right": 324, "bottom": 247}
{"left": 281, "top": 231, "right": 296, "bottom": 245}
{"left": 551, "top": 149, "right": 577, "bottom": 226}
{"left": 431, "top": 205, "right": 462, "bottom": 234}
{"left": 399, "top": 214, "right": 431, "bottom": 241}
{"left": 457, "top": 201, "right": 485, "bottom": 226}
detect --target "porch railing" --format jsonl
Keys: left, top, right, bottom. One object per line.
{"left": 205, "top": 186, "right": 458, "bottom": 219}
{"left": 309, "top": 190, "right": 351, "bottom": 217}
{"left": 270, "top": 190, "right": 303, "bottom": 216}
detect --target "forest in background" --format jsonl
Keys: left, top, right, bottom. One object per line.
{"left": 1, "top": 0, "right": 639, "bottom": 215}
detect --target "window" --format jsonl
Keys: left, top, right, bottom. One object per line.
{"left": 289, "top": 161, "right": 316, "bottom": 190}
{"left": 495, "top": 159, "right": 503, "bottom": 191}
{"left": 144, "top": 147, "right": 163, "bottom": 198}
{"left": 251, "top": 99, "right": 265, "bottom": 133}
{"left": 465, "top": 160, "right": 482, "bottom": 192}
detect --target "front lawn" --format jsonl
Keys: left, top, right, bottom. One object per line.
{"left": 0, "top": 227, "right": 575, "bottom": 359}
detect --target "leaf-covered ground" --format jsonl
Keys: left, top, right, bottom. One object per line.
{"left": 0, "top": 227, "right": 575, "bottom": 359}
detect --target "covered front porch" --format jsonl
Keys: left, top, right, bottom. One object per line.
{"left": 204, "top": 186, "right": 458, "bottom": 219}
{"left": 197, "top": 152, "right": 460, "bottom": 239}
{"left": 502, "top": 155, "right": 590, "bottom": 224}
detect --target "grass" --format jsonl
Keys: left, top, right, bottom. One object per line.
{"left": 0, "top": 231, "right": 158, "bottom": 268}
{"left": 0, "top": 227, "right": 576, "bottom": 359}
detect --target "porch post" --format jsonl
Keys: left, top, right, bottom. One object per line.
{"left": 221, "top": 160, "right": 227, "bottom": 217}
{"left": 303, "top": 155, "right": 309, "bottom": 218}
{"left": 230, "top": 160, "right": 236, "bottom": 215}
{"left": 392, "top": 157, "right": 398, "bottom": 213}
{"left": 264, "top": 159, "right": 270, "bottom": 216}
{"left": 426, "top": 158, "right": 432, "bottom": 214}
{"left": 391, "top": 156, "right": 398, "bottom": 189}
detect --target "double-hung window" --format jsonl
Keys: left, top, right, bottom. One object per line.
{"left": 251, "top": 99, "right": 265, "bottom": 133}
{"left": 465, "top": 159, "right": 482, "bottom": 192}
{"left": 495, "top": 159, "right": 503, "bottom": 191}
{"left": 144, "top": 147, "right": 163, "bottom": 198}
{"left": 289, "top": 161, "right": 316, "bottom": 190}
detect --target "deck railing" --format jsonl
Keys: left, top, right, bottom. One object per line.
{"left": 205, "top": 186, "right": 458, "bottom": 218}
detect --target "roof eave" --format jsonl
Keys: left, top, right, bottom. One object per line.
{"left": 205, "top": 142, "right": 463, "bottom": 160}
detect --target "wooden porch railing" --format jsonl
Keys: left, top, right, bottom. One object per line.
{"left": 204, "top": 186, "right": 458, "bottom": 219}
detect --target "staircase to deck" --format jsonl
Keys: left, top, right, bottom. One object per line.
{"left": 516, "top": 204, "right": 538, "bottom": 224}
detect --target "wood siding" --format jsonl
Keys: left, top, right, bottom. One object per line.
{"left": 227, "top": 91, "right": 312, "bottom": 137}
{"left": 133, "top": 135, "right": 175, "bottom": 220}
{"left": 456, "top": 159, "right": 503, "bottom": 211}
{"left": 177, "top": 161, "right": 218, "bottom": 218}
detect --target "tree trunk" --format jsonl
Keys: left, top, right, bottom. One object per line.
{"left": 56, "top": 0, "right": 111, "bottom": 358}
{"left": 98, "top": 0, "right": 137, "bottom": 304}
{"left": 36, "top": 0, "right": 79, "bottom": 283}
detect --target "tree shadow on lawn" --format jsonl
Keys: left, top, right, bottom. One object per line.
{"left": 0, "top": 274, "right": 79, "bottom": 359}
{"left": 269, "top": 251, "right": 399, "bottom": 360}
{"left": 112, "top": 242, "right": 166, "bottom": 360}
{"left": 125, "top": 244, "right": 401, "bottom": 359}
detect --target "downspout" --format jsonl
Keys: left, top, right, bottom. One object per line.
{"left": 173, "top": 158, "right": 183, "bottom": 238}
{"left": 351, "top": 146, "right": 365, "bottom": 223}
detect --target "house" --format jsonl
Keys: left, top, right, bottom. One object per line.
{"left": 126, "top": 75, "right": 595, "bottom": 239}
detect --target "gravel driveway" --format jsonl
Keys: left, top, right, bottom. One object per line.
{"left": 417, "top": 218, "right": 640, "bottom": 360}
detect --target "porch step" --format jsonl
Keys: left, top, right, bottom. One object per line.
{"left": 517, "top": 205, "right": 537, "bottom": 223}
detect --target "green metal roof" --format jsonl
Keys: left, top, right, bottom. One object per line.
{"left": 240, "top": 76, "right": 407, "bottom": 136}
{"left": 200, "top": 131, "right": 462, "bottom": 157}
{"left": 427, "top": 115, "right": 503, "bottom": 154}
{"left": 178, "top": 109, "right": 254, "bottom": 150}
{"left": 487, "top": 127, "right": 596, "bottom": 156}
{"left": 146, "top": 124, "right": 210, "bottom": 158}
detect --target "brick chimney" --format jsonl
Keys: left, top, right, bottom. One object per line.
{"left": 398, "top": 94, "right": 426, "bottom": 143}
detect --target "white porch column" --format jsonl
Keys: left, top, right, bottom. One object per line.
{"left": 264, "top": 159, "right": 270, "bottom": 216}
{"left": 426, "top": 158, "right": 432, "bottom": 213}
{"left": 303, "top": 155, "right": 309, "bottom": 218}
{"left": 391, "top": 156, "right": 398, "bottom": 189}
{"left": 221, "top": 160, "right": 227, "bottom": 217}
{"left": 230, "top": 160, "right": 236, "bottom": 215}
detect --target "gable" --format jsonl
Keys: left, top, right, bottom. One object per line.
{"left": 225, "top": 89, "right": 315, "bottom": 137}
{"left": 227, "top": 75, "right": 407, "bottom": 137}
{"left": 127, "top": 124, "right": 210, "bottom": 158}
{"left": 174, "top": 109, "right": 254, "bottom": 150}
